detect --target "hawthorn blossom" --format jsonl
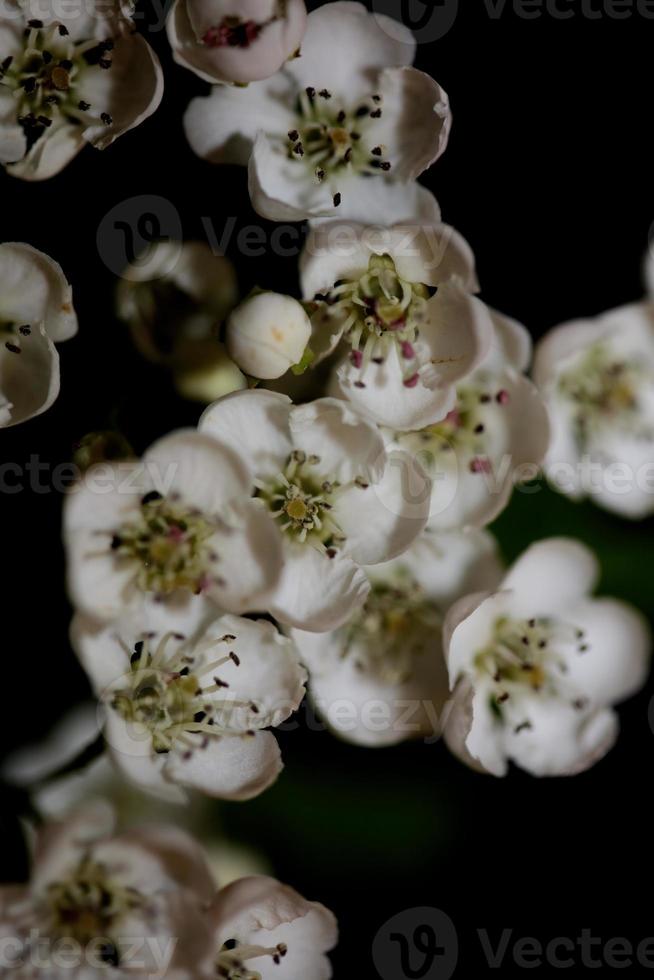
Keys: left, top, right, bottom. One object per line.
{"left": 390, "top": 307, "right": 550, "bottom": 529}
{"left": 0, "top": 803, "right": 215, "bottom": 977}
{"left": 226, "top": 291, "right": 312, "bottom": 380}
{"left": 443, "top": 539, "right": 651, "bottom": 777}
{"left": 64, "top": 429, "right": 282, "bottom": 622}
{"left": 72, "top": 596, "right": 307, "bottom": 802}
{"left": 199, "top": 389, "right": 431, "bottom": 631}
{"left": 0, "top": 0, "right": 163, "bottom": 180}
{"left": 292, "top": 530, "right": 503, "bottom": 747}
{"left": 184, "top": 1, "right": 451, "bottom": 222}
{"left": 0, "top": 242, "right": 77, "bottom": 427}
{"left": 206, "top": 876, "right": 338, "bottom": 980}
{"left": 300, "top": 220, "right": 489, "bottom": 430}
{"left": 534, "top": 301, "right": 654, "bottom": 518}
{"left": 168, "top": 0, "right": 307, "bottom": 85}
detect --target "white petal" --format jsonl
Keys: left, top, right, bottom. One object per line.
{"left": 390, "top": 528, "right": 504, "bottom": 608}
{"left": 561, "top": 597, "right": 651, "bottom": 706}
{"left": 375, "top": 67, "right": 451, "bottom": 181}
{"left": 309, "top": 180, "right": 442, "bottom": 228}
{"left": 195, "top": 614, "right": 307, "bottom": 728}
{"left": 418, "top": 284, "right": 494, "bottom": 389}
{"left": 337, "top": 345, "right": 457, "bottom": 432}
{"left": 270, "top": 543, "right": 369, "bottom": 632}
{"left": 0, "top": 242, "right": 77, "bottom": 341}
{"left": 304, "top": 639, "right": 448, "bottom": 748}
{"left": 501, "top": 538, "right": 599, "bottom": 616}
{"left": 502, "top": 698, "right": 619, "bottom": 777}
{"left": 115, "top": 824, "right": 215, "bottom": 901}
{"left": 485, "top": 309, "right": 532, "bottom": 373}
{"left": 7, "top": 124, "right": 84, "bottom": 181}
{"left": 164, "top": 730, "right": 283, "bottom": 800}
{"left": 0, "top": 323, "right": 59, "bottom": 427}
{"left": 207, "top": 500, "right": 283, "bottom": 614}
{"left": 285, "top": 0, "right": 415, "bottom": 92}
{"left": 211, "top": 876, "right": 338, "bottom": 980}
{"left": 80, "top": 33, "right": 163, "bottom": 150}
{"left": 249, "top": 130, "right": 336, "bottom": 222}
{"left": 289, "top": 397, "right": 386, "bottom": 483}
{"left": 333, "top": 450, "right": 430, "bottom": 564}
{"left": 199, "top": 388, "right": 292, "bottom": 482}
{"left": 184, "top": 76, "right": 294, "bottom": 165}
{"left": 104, "top": 710, "right": 188, "bottom": 804}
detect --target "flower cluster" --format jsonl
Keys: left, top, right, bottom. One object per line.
{"left": 4, "top": 2, "right": 654, "bottom": 976}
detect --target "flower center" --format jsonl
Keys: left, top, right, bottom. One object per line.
{"left": 1, "top": 320, "right": 32, "bottom": 355}
{"left": 344, "top": 571, "right": 441, "bottom": 683}
{"left": 475, "top": 615, "right": 590, "bottom": 727}
{"left": 111, "top": 631, "right": 257, "bottom": 755}
{"left": 397, "top": 380, "right": 512, "bottom": 475}
{"left": 42, "top": 856, "right": 142, "bottom": 959}
{"left": 314, "top": 254, "right": 430, "bottom": 387}
{"left": 202, "top": 17, "right": 262, "bottom": 48}
{"left": 557, "top": 342, "right": 651, "bottom": 446}
{"left": 0, "top": 20, "right": 114, "bottom": 154}
{"left": 255, "top": 450, "right": 347, "bottom": 553}
{"left": 287, "top": 88, "right": 391, "bottom": 206}
{"left": 110, "top": 491, "right": 217, "bottom": 596}
{"left": 216, "top": 940, "right": 288, "bottom": 979}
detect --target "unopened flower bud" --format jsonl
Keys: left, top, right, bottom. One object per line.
{"left": 173, "top": 338, "right": 247, "bottom": 402}
{"left": 226, "top": 292, "right": 312, "bottom": 380}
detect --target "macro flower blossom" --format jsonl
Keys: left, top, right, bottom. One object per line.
{"left": 301, "top": 219, "right": 489, "bottom": 430}
{"left": 64, "top": 429, "right": 282, "bottom": 622}
{"left": 0, "top": 803, "right": 216, "bottom": 977}
{"left": 390, "top": 307, "right": 550, "bottom": 529}
{"left": 184, "top": 1, "right": 451, "bottom": 222}
{"left": 443, "top": 539, "right": 651, "bottom": 777}
{"left": 0, "top": 0, "right": 163, "bottom": 180}
{"left": 206, "top": 875, "right": 338, "bottom": 980}
{"left": 72, "top": 596, "right": 307, "bottom": 802}
{"left": 199, "top": 389, "right": 431, "bottom": 631}
{"left": 292, "top": 530, "right": 502, "bottom": 747}
{"left": 168, "top": 0, "right": 307, "bottom": 85}
{"left": 534, "top": 301, "right": 654, "bottom": 518}
{"left": 0, "top": 241, "right": 77, "bottom": 427}
{"left": 226, "top": 291, "right": 312, "bottom": 380}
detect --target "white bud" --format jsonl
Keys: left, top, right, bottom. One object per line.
{"left": 174, "top": 339, "right": 247, "bottom": 402}
{"left": 226, "top": 292, "right": 312, "bottom": 380}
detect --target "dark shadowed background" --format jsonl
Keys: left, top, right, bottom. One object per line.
{"left": 2, "top": 0, "right": 654, "bottom": 976}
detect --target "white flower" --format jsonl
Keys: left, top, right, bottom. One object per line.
{"left": 199, "top": 389, "right": 431, "bottom": 631}
{"left": 0, "top": 803, "right": 216, "bottom": 977}
{"left": 64, "top": 429, "right": 283, "bottom": 622}
{"left": 292, "top": 529, "right": 503, "bottom": 747}
{"left": 442, "top": 538, "right": 651, "bottom": 777}
{"left": 0, "top": 0, "right": 163, "bottom": 180}
{"left": 206, "top": 875, "right": 338, "bottom": 980}
{"left": 534, "top": 301, "right": 654, "bottom": 519}
{"left": 183, "top": 1, "right": 451, "bottom": 222}
{"left": 226, "top": 291, "right": 312, "bottom": 380}
{"left": 0, "top": 242, "right": 77, "bottom": 427}
{"left": 168, "top": 0, "right": 307, "bottom": 85}
{"left": 300, "top": 220, "right": 489, "bottom": 430}
{"left": 72, "top": 595, "right": 307, "bottom": 802}
{"left": 390, "top": 308, "right": 550, "bottom": 528}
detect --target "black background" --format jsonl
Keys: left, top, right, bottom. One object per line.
{"left": 2, "top": 0, "right": 654, "bottom": 976}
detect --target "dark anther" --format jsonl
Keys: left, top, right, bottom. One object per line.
{"left": 337, "top": 109, "right": 346, "bottom": 123}
{"left": 305, "top": 86, "right": 316, "bottom": 100}
{"left": 27, "top": 18, "right": 44, "bottom": 27}
{"left": 371, "top": 145, "right": 382, "bottom": 156}
{"left": 58, "top": 24, "right": 70, "bottom": 36}
{"left": 59, "top": 59, "right": 73, "bottom": 70}
{"left": 355, "top": 105, "right": 370, "bottom": 117}
{"left": 194, "top": 711, "right": 207, "bottom": 722}
{"left": 111, "top": 534, "right": 123, "bottom": 550}
{"left": 319, "top": 88, "right": 331, "bottom": 99}
{"left": 287, "top": 129, "right": 299, "bottom": 141}
{"left": 22, "top": 77, "right": 36, "bottom": 93}
{"left": 141, "top": 490, "right": 163, "bottom": 505}
{"left": 78, "top": 100, "right": 91, "bottom": 111}
{"left": 370, "top": 108, "right": 383, "bottom": 118}
{"left": 101, "top": 112, "right": 113, "bottom": 125}
{"left": 5, "top": 342, "right": 20, "bottom": 354}
{"left": 18, "top": 325, "right": 31, "bottom": 335}
{"left": 333, "top": 192, "right": 342, "bottom": 207}
{"left": 41, "top": 51, "right": 53, "bottom": 64}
